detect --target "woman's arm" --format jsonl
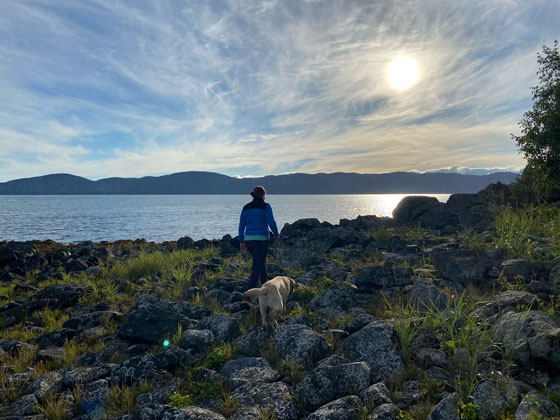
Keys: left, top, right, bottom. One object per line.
{"left": 266, "top": 204, "right": 279, "bottom": 237}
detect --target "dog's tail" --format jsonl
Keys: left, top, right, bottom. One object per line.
{"left": 243, "top": 287, "right": 268, "bottom": 298}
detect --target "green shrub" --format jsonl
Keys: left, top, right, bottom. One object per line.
{"left": 493, "top": 205, "right": 560, "bottom": 260}
{"left": 203, "top": 342, "right": 235, "bottom": 369}
{"left": 292, "top": 286, "right": 317, "bottom": 304}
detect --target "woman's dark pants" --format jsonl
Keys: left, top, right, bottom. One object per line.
{"left": 245, "top": 240, "right": 269, "bottom": 290}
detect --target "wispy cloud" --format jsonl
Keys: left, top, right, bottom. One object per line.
{"left": 0, "top": 0, "right": 558, "bottom": 181}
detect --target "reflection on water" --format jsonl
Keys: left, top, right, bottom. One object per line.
{"left": 0, "top": 194, "right": 450, "bottom": 243}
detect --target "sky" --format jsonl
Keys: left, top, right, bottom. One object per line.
{"left": 1, "top": 0, "right": 559, "bottom": 182}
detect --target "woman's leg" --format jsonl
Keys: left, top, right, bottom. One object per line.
{"left": 259, "top": 241, "right": 269, "bottom": 284}
{"left": 245, "top": 240, "right": 268, "bottom": 290}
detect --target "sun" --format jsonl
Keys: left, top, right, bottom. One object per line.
{"left": 388, "top": 57, "right": 419, "bottom": 90}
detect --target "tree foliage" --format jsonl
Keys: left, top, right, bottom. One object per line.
{"left": 512, "top": 41, "right": 560, "bottom": 202}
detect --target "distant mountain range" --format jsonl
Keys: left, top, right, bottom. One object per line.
{"left": 0, "top": 171, "right": 519, "bottom": 195}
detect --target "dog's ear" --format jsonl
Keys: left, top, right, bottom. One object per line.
{"left": 288, "top": 278, "right": 295, "bottom": 297}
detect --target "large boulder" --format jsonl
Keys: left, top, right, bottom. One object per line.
{"left": 232, "top": 381, "right": 299, "bottom": 420}
{"left": 117, "top": 295, "right": 197, "bottom": 344}
{"left": 339, "top": 320, "right": 403, "bottom": 382}
{"left": 408, "top": 278, "right": 448, "bottom": 311}
{"left": 296, "top": 356, "right": 371, "bottom": 410}
{"left": 235, "top": 325, "right": 271, "bottom": 356}
{"left": 393, "top": 196, "right": 458, "bottom": 229}
{"left": 273, "top": 324, "right": 331, "bottom": 368}
{"left": 110, "top": 356, "right": 174, "bottom": 386}
{"left": 473, "top": 291, "right": 537, "bottom": 322}
{"left": 63, "top": 310, "right": 123, "bottom": 332}
{"left": 472, "top": 380, "right": 525, "bottom": 420}
{"left": 427, "top": 393, "right": 459, "bottom": 420}
{"left": 355, "top": 266, "right": 413, "bottom": 292}
{"left": 431, "top": 247, "right": 494, "bottom": 287}
{"left": 515, "top": 390, "right": 558, "bottom": 420}
{"left": 493, "top": 310, "right": 560, "bottom": 371}
{"left": 309, "top": 282, "right": 356, "bottom": 316}
{"left": 306, "top": 395, "right": 362, "bottom": 420}
{"left": 197, "top": 313, "right": 241, "bottom": 341}
{"left": 34, "top": 283, "right": 94, "bottom": 309}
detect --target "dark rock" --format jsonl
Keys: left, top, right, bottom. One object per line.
{"left": 5, "top": 393, "right": 38, "bottom": 416}
{"left": 219, "top": 357, "right": 270, "bottom": 378}
{"left": 273, "top": 324, "right": 331, "bottom": 368}
{"left": 34, "top": 283, "right": 93, "bottom": 309}
{"left": 230, "top": 366, "right": 281, "bottom": 388}
{"left": 472, "top": 380, "right": 525, "bottom": 420}
{"left": 63, "top": 310, "right": 123, "bottom": 332}
{"left": 197, "top": 314, "right": 241, "bottom": 341}
{"left": 500, "top": 259, "right": 539, "bottom": 281}
{"left": 393, "top": 196, "right": 458, "bottom": 229}
{"left": 234, "top": 325, "right": 271, "bottom": 356}
{"left": 37, "top": 347, "right": 65, "bottom": 362}
{"left": 209, "top": 278, "right": 246, "bottom": 293}
{"left": 33, "top": 328, "right": 78, "bottom": 348}
{"left": 474, "top": 291, "right": 537, "bottom": 322}
{"left": 439, "top": 250, "right": 494, "bottom": 287}
{"left": 493, "top": 310, "right": 560, "bottom": 372}
{"left": 408, "top": 278, "right": 448, "bottom": 311}
{"left": 80, "top": 379, "right": 108, "bottom": 420}
{"left": 296, "top": 357, "right": 371, "bottom": 410}
{"left": 309, "top": 282, "right": 356, "bottom": 316}
{"left": 358, "top": 382, "right": 392, "bottom": 406}
{"left": 232, "top": 381, "right": 298, "bottom": 420}
{"left": 515, "top": 390, "right": 558, "bottom": 420}
{"left": 397, "top": 380, "right": 424, "bottom": 408}
{"left": 117, "top": 295, "right": 197, "bottom": 344}
{"left": 30, "top": 371, "right": 63, "bottom": 399}
{"left": 62, "top": 365, "right": 113, "bottom": 389}
{"left": 369, "top": 403, "right": 399, "bottom": 420}
{"left": 178, "top": 329, "right": 215, "bottom": 359}
{"left": 339, "top": 320, "right": 403, "bottom": 382}
{"left": 355, "top": 266, "right": 413, "bottom": 291}
{"left": 84, "top": 266, "right": 103, "bottom": 276}
{"left": 0, "top": 339, "right": 34, "bottom": 356}
{"left": 306, "top": 395, "right": 362, "bottom": 420}
{"left": 152, "top": 344, "right": 199, "bottom": 370}
{"left": 0, "top": 247, "right": 19, "bottom": 267}
{"left": 415, "top": 348, "right": 448, "bottom": 368}
{"left": 110, "top": 356, "right": 173, "bottom": 386}
{"left": 177, "top": 236, "right": 194, "bottom": 249}
{"left": 427, "top": 393, "right": 459, "bottom": 420}
{"left": 126, "top": 343, "right": 152, "bottom": 357}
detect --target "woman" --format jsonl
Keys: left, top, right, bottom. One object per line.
{"left": 238, "top": 186, "right": 279, "bottom": 290}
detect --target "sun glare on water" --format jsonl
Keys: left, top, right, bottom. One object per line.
{"left": 388, "top": 57, "right": 419, "bottom": 90}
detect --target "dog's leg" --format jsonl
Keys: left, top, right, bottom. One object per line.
{"left": 258, "top": 296, "right": 268, "bottom": 328}
{"left": 270, "top": 309, "right": 282, "bottom": 327}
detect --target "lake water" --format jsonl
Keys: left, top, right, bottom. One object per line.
{"left": 0, "top": 194, "right": 450, "bottom": 243}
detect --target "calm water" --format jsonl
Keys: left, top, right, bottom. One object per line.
{"left": 0, "top": 195, "right": 450, "bottom": 243}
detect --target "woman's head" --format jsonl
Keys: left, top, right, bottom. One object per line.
{"left": 250, "top": 185, "right": 266, "bottom": 199}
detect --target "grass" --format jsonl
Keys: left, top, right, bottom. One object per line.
{"left": 38, "top": 392, "right": 73, "bottom": 420}
{"left": 103, "top": 384, "right": 137, "bottom": 417}
{"left": 494, "top": 204, "right": 560, "bottom": 260}
{"left": 460, "top": 228, "right": 486, "bottom": 250}
{"left": 257, "top": 407, "right": 279, "bottom": 420}
{"left": 34, "top": 308, "right": 69, "bottom": 332}
{"left": 0, "top": 323, "right": 41, "bottom": 342}
{"left": 202, "top": 342, "right": 235, "bottom": 369}
{"left": 170, "top": 368, "right": 238, "bottom": 415}
{"left": 383, "top": 295, "right": 422, "bottom": 363}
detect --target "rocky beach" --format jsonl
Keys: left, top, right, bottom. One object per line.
{"left": 1, "top": 183, "right": 560, "bottom": 420}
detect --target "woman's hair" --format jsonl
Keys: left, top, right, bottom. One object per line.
{"left": 250, "top": 185, "right": 267, "bottom": 198}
